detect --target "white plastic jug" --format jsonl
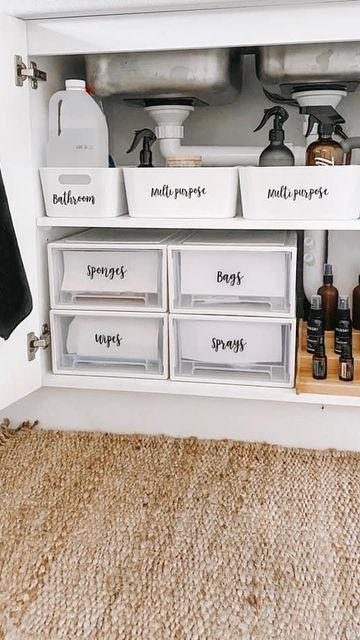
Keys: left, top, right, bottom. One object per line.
{"left": 47, "top": 79, "right": 109, "bottom": 168}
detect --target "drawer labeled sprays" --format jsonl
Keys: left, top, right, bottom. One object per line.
{"left": 170, "top": 315, "right": 296, "bottom": 387}
{"left": 48, "top": 229, "right": 183, "bottom": 312}
{"left": 168, "top": 230, "right": 297, "bottom": 316}
{"left": 50, "top": 310, "right": 168, "bottom": 379}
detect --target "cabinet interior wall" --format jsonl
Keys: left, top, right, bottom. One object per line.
{"left": 8, "top": 47, "right": 360, "bottom": 449}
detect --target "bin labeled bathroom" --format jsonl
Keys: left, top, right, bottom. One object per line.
{"left": 50, "top": 310, "right": 168, "bottom": 379}
{"left": 40, "top": 78, "right": 129, "bottom": 218}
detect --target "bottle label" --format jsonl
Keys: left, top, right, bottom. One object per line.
{"left": 334, "top": 326, "right": 352, "bottom": 354}
{"left": 307, "top": 321, "right": 323, "bottom": 353}
{"left": 313, "top": 358, "right": 327, "bottom": 379}
{"left": 314, "top": 156, "right": 335, "bottom": 167}
{"left": 340, "top": 361, "right": 354, "bottom": 381}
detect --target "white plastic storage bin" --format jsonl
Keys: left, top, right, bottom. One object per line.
{"left": 50, "top": 310, "right": 168, "bottom": 379}
{"left": 169, "top": 230, "right": 297, "bottom": 316}
{"left": 39, "top": 167, "right": 128, "bottom": 217}
{"left": 239, "top": 166, "right": 360, "bottom": 220}
{"left": 48, "top": 229, "right": 184, "bottom": 311}
{"left": 170, "top": 314, "right": 296, "bottom": 387}
{"left": 123, "top": 167, "right": 238, "bottom": 218}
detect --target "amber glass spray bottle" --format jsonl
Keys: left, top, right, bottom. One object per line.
{"left": 317, "top": 264, "right": 338, "bottom": 331}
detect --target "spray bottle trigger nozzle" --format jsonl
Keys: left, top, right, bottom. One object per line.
{"left": 127, "top": 128, "right": 156, "bottom": 154}
{"left": 254, "top": 106, "right": 289, "bottom": 132}
{"left": 305, "top": 114, "right": 317, "bottom": 138}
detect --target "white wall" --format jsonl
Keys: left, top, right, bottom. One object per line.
{"left": 5, "top": 387, "right": 360, "bottom": 451}
{"left": 5, "top": 55, "right": 360, "bottom": 451}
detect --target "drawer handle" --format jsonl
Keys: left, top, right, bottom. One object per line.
{"left": 58, "top": 174, "right": 92, "bottom": 185}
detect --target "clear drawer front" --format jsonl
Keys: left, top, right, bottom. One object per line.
{"left": 50, "top": 310, "right": 168, "bottom": 379}
{"left": 170, "top": 314, "right": 296, "bottom": 387}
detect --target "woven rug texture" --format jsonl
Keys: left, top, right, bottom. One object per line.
{"left": 0, "top": 421, "right": 359, "bottom": 640}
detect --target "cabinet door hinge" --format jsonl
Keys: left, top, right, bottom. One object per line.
{"left": 15, "top": 55, "right": 47, "bottom": 89}
{"left": 27, "top": 324, "right": 51, "bottom": 361}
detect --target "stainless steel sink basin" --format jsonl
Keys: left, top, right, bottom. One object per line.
{"left": 85, "top": 49, "right": 243, "bottom": 106}
{"left": 257, "top": 42, "right": 360, "bottom": 93}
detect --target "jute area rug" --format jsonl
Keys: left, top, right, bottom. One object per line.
{"left": 0, "top": 421, "right": 359, "bottom": 640}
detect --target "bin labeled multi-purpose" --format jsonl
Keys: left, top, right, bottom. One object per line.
{"left": 48, "top": 229, "right": 183, "bottom": 311}
{"left": 40, "top": 167, "right": 128, "bottom": 218}
{"left": 169, "top": 230, "right": 297, "bottom": 316}
{"left": 170, "top": 314, "right": 296, "bottom": 387}
{"left": 239, "top": 166, "right": 360, "bottom": 220}
{"left": 50, "top": 310, "right": 168, "bottom": 378}
{"left": 123, "top": 167, "right": 238, "bottom": 218}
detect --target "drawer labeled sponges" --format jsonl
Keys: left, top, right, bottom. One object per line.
{"left": 50, "top": 310, "right": 168, "bottom": 379}
{"left": 170, "top": 314, "right": 296, "bottom": 387}
{"left": 48, "top": 229, "right": 182, "bottom": 311}
{"left": 168, "top": 230, "right": 297, "bottom": 316}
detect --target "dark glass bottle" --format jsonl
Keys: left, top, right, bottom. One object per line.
{"left": 317, "top": 264, "right": 338, "bottom": 331}
{"left": 352, "top": 275, "right": 360, "bottom": 331}
{"left": 334, "top": 295, "right": 352, "bottom": 355}
{"left": 306, "top": 135, "right": 344, "bottom": 166}
{"left": 339, "top": 344, "right": 354, "bottom": 382}
{"left": 312, "top": 339, "right": 327, "bottom": 380}
{"left": 307, "top": 294, "right": 324, "bottom": 354}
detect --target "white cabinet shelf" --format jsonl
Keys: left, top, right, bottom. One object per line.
{"left": 42, "top": 372, "right": 360, "bottom": 407}
{"left": 37, "top": 216, "right": 360, "bottom": 230}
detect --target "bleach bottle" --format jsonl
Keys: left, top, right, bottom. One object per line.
{"left": 47, "top": 79, "right": 108, "bottom": 167}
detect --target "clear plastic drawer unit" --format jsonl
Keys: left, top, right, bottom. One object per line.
{"left": 48, "top": 229, "right": 182, "bottom": 311}
{"left": 168, "top": 230, "right": 297, "bottom": 316}
{"left": 50, "top": 310, "right": 168, "bottom": 379}
{"left": 170, "top": 315, "right": 296, "bottom": 387}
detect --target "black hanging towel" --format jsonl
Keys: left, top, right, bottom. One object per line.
{"left": 0, "top": 169, "right": 32, "bottom": 340}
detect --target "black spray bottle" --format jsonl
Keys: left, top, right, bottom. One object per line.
{"left": 307, "top": 294, "right": 324, "bottom": 354}
{"left": 127, "top": 128, "right": 156, "bottom": 167}
{"left": 254, "top": 106, "right": 295, "bottom": 167}
{"left": 335, "top": 295, "right": 352, "bottom": 355}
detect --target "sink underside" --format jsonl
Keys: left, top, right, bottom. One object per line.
{"left": 85, "top": 48, "right": 243, "bottom": 106}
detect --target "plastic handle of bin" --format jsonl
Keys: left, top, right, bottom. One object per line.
{"left": 58, "top": 174, "right": 92, "bottom": 185}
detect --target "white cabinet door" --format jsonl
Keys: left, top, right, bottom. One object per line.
{"left": 0, "top": 13, "right": 41, "bottom": 410}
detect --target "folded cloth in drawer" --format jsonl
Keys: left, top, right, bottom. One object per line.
{"left": 170, "top": 314, "right": 295, "bottom": 387}
{"left": 180, "top": 319, "right": 282, "bottom": 365}
{"left": 169, "top": 230, "right": 297, "bottom": 316}
{"left": 180, "top": 251, "right": 286, "bottom": 298}
{"left": 62, "top": 250, "right": 158, "bottom": 296}
{"left": 66, "top": 315, "right": 160, "bottom": 361}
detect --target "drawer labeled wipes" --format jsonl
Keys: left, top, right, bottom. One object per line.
{"left": 180, "top": 319, "right": 283, "bottom": 365}
{"left": 66, "top": 315, "right": 160, "bottom": 361}
{"left": 61, "top": 250, "right": 159, "bottom": 295}
{"left": 180, "top": 250, "right": 286, "bottom": 297}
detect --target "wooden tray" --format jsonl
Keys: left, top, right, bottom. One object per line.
{"left": 296, "top": 320, "right": 360, "bottom": 396}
